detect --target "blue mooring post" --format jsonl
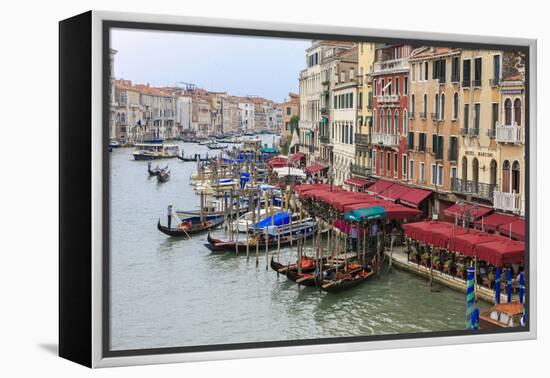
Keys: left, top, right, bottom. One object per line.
{"left": 506, "top": 267, "right": 512, "bottom": 303}
{"left": 466, "top": 265, "right": 475, "bottom": 329}
{"left": 519, "top": 272, "right": 524, "bottom": 304}
{"left": 495, "top": 266, "right": 501, "bottom": 304}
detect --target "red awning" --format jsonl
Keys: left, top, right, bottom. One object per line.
{"left": 366, "top": 179, "right": 394, "bottom": 194}
{"left": 290, "top": 153, "right": 305, "bottom": 161}
{"left": 443, "top": 203, "right": 492, "bottom": 221}
{"left": 474, "top": 212, "right": 518, "bottom": 232}
{"left": 497, "top": 218, "right": 525, "bottom": 241}
{"left": 474, "top": 239, "right": 525, "bottom": 267}
{"left": 268, "top": 157, "right": 289, "bottom": 168}
{"left": 304, "top": 163, "right": 328, "bottom": 174}
{"left": 344, "top": 177, "right": 370, "bottom": 188}
{"left": 447, "top": 230, "right": 500, "bottom": 257}
{"left": 329, "top": 193, "right": 373, "bottom": 211}
{"left": 379, "top": 183, "right": 410, "bottom": 201}
{"left": 399, "top": 187, "right": 432, "bottom": 208}
{"left": 295, "top": 184, "right": 332, "bottom": 195}
{"left": 403, "top": 221, "right": 468, "bottom": 248}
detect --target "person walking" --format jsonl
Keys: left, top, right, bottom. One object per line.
{"left": 167, "top": 205, "right": 173, "bottom": 230}
{"left": 350, "top": 223, "right": 359, "bottom": 252}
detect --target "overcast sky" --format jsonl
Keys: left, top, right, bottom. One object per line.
{"left": 111, "top": 28, "right": 311, "bottom": 103}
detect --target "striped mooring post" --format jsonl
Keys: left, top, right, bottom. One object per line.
{"left": 507, "top": 268, "right": 512, "bottom": 303}
{"left": 495, "top": 266, "right": 501, "bottom": 304}
{"left": 466, "top": 265, "right": 476, "bottom": 330}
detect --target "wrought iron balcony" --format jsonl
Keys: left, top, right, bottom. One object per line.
{"left": 495, "top": 122, "right": 523, "bottom": 144}
{"left": 493, "top": 191, "right": 523, "bottom": 214}
{"left": 354, "top": 133, "right": 371, "bottom": 147}
{"left": 451, "top": 177, "right": 497, "bottom": 201}
{"left": 350, "top": 163, "right": 372, "bottom": 178}
{"left": 372, "top": 133, "right": 398, "bottom": 147}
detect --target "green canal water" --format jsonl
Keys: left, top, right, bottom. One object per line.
{"left": 109, "top": 137, "right": 488, "bottom": 351}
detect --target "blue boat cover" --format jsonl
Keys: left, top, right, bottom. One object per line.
{"left": 254, "top": 211, "right": 290, "bottom": 229}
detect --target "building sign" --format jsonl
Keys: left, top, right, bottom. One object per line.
{"left": 464, "top": 150, "right": 494, "bottom": 158}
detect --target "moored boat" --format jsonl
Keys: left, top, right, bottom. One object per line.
{"left": 156, "top": 169, "right": 170, "bottom": 182}
{"left": 315, "top": 264, "right": 375, "bottom": 293}
{"left": 157, "top": 215, "right": 225, "bottom": 237}
{"left": 479, "top": 303, "right": 523, "bottom": 329}
{"left": 147, "top": 163, "right": 168, "bottom": 176}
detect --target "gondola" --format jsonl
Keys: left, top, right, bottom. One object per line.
{"left": 177, "top": 154, "right": 211, "bottom": 162}
{"left": 148, "top": 164, "right": 168, "bottom": 176}
{"left": 270, "top": 257, "right": 319, "bottom": 287}
{"left": 156, "top": 170, "right": 171, "bottom": 182}
{"left": 207, "top": 143, "right": 228, "bottom": 150}
{"left": 157, "top": 215, "right": 225, "bottom": 237}
{"left": 204, "top": 232, "right": 294, "bottom": 253}
{"left": 315, "top": 265, "right": 375, "bottom": 293}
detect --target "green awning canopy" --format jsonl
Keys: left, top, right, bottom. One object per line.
{"left": 261, "top": 147, "right": 278, "bottom": 154}
{"left": 343, "top": 206, "right": 387, "bottom": 222}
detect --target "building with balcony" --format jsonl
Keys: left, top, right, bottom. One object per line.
{"left": 330, "top": 45, "right": 358, "bottom": 185}
{"left": 456, "top": 49, "right": 503, "bottom": 207}
{"left": 492, "top": 54, "right": 525, "bottom": 215}
{"left": 353, "top": 42, "right": 376, "bottom": 180}
{"left": 370, "top": 44, "right": 411, "bottom": 182}
{"left": 407, "top": 47, "right": 462, "bottom": 212}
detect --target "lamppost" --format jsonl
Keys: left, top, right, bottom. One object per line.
{"left": 329, "top": 167, "right": 335, "bottom": 192}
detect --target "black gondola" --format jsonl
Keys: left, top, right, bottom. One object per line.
{"left": 270, "top": 257, "right": 318, "bottom": 286}
{"left": 156, "top": 170, "right": 171, "bottom": 182}
{"left": 148, "top": 164, "right": 168, "bottom": 176}
{"left": 315, "top": 265, "right": 375, "bottom": 293}
{"left": 157, "top": 215, "right": 224, "bottom": 237}
{"left": 204, "top": 232, "right": 294, "bottom": 253}
{"left": 177, "top": 154, "right": 211, "bottom": 162}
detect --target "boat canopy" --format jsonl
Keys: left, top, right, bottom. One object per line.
{"left": 344, "top": 206, "right": 387, "bottom": 222}
{"left": 261, "top": 147, "right": 278, "bottom": 154}
{"left": 273, "top": 167, "right": 306, "bottom": 178}
{"left": 254, "top": 211, "right": 291, "bottom": 229}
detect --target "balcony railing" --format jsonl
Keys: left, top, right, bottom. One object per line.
{"left": 451, "top": 177, "right": 497, "bottom": 201}
{"left": 372, "top": 133, "right": 398, "bottom": 146}
{"left": 354, "top": 133, "right": 371, "bottom": 147}
{"left": 460, "top": 128, "right": 480, "bottom": 137}
{"left": 350, "top": 163, "right": 372, "bottom": 178}
{"left": 373, "top": 58, "right": 409, "bottom": 74}
{"left": 493, "top": 191, "right": 523, "bottom": 213}
{"left": 495, "top": 122, "right": 523, "bottom": 144}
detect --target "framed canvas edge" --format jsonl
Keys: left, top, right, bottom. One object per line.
{"left": 89, "top": 10, "right": 538, "bottom": 368}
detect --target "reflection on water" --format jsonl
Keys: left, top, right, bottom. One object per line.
{"left": 110, "top": 137, "right": 486, "bottom": 351}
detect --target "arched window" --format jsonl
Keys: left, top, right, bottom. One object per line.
{"left": 504, "top": 98, "right": 512, "bottom": 125}
{"left": 490, "top": 160, "right": 497, "bottom": 186}
{"left": 350, "top": 124, "right": 354, "bottom": 144}
{"left": 434, "top": 93, "right": 439, "bottom": 117}
{"left": 380, "top": 110, "right": 385, "bottom": 134}
{"left": 461, "top": 156, "right": 468, "bottom": 181}
{"left": 514, "top": 99, "right": 522, "bottom": 126}
{"left": 394, "top": 110, "right": 399, "bottom": 135}
{"left": 502, "top": 160, "right": 511, "bottom": 192}
{"left": 372, "top": 109, "right": 377, "bottom": 132}
{"left": 411, "top": 94, "right": 415, "bottom": 115}
{"left": 512, "top": 161, "right": 520, "bottom": 193}
{"left": 441, "top": 93, "right": 446, "bottom": 120}
{"left": 453, "top": 93, "right": 459, "bottom": 119}
{"left": 387, "top": 111, "right": 391, "bottom": 135}
{"left": 403, "top": 110, "right": 408, "bottom": 135}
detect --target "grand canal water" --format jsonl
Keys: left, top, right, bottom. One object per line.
{"left": 109, "top": 136, "right": 488, "bottom": 351}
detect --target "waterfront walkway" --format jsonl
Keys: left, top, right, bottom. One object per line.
{"left": 388, "top": 245, "right": 516, "bottom": 304}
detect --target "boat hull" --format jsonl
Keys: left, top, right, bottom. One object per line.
{"left": 157, "top": 216, "right": 224, "bottom": 237}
